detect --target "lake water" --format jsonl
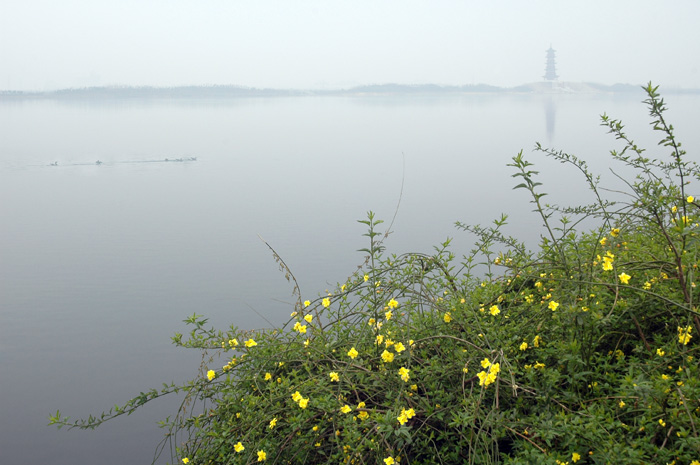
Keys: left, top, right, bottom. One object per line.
{"left": 2, "top": 91, "right": 699, "bottom": 464}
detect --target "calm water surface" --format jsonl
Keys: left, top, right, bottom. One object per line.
{"left": 1, "top": 92, "right": 698, "bottom": 464}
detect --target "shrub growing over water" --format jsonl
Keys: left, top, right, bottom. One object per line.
{"left": 51, "top": 84, "right": 700, "bottom": 464}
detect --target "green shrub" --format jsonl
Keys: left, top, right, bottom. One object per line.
{"left": 51, "top": 83, "right": 700, "bottom": 465}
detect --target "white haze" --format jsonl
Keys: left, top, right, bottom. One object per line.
{"left": 1, "top": 0, "right": 699, "bottom": 91}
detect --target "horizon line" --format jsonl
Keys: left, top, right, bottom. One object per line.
{"left": 2, "top": 81, "right": 698, "bottom": 96}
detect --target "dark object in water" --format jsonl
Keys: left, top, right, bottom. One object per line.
{"left": 165, "top": 157, "right": 197, "bottom": 162}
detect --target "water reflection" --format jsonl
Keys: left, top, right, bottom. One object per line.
{"left": 544, "top": 96, "right": 556, "bottom": 142}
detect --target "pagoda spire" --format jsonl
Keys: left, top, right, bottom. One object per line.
{"left": 543, "top": 46, "right": 558, "bottom": 81}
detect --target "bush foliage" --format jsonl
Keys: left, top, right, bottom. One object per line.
{"left": 51, "top": 84, "right": 700, "bottom": 465}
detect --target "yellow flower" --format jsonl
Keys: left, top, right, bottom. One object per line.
{"left": 264, "top": 372, "right": 272, "bottom": 381}
{"left": 397, "top": 407, "right": 415, "bottom": 424}
{"left": 548, "top": 300, "right": 559, "bottom": 311}
{"left": 385, "top": 310, "right": 393, "bottom": 320}
{"left": 489, "top": 305, "right": 500, "bottom": 316}
{"left": 182, "top": 458, "right": 190, "bottom": 464}
{"left": 375, "top": 334, "right": 384, "bottom": 345}
{"left": 245, "top": 338, "right": 257, "bottom": 347}
{"left": 599, "top": 237, "right": 607, "bottom": 246}
{"left": 643, "top": 281, "right": 651, "bottom": 290}
{"left": 322, "top": 297, "right": 330, "bottom": 308}
{"left": 688, "top": 195, "right": 695, "bottom": 203}
{"left": 293, "top": 322, "right": 307, "bottom": 334}
{"left": 340, "top": 404, "right": 352, "bottom": 414}
{"left": 357, "top": 410, "right": 369, "bottom": 420}
{"left": 384, "top": 457, "right": 395, "bottom": 465}
{"left": 304, "top": 300, "right": 311, "bottom": 307}
{"left": 291, "top": 391, "right": 302, "bottom": 402}
{"left": 481, "top": 358, "right": 491, "bottom": 368}
{"left": 206, "top": 369, "right": 216, "bottom": 381}
{"left": 398, "top": 367, "right": 410, "bottom": 382}
{"left": 269, "top": 418, "right": 277, "bottom": 429}
{"left": 618, "top": 400, "right": 625, "bottom": 408}
{"left": 678, "top": 325, "right": 693, "bottom": 345}
{"left": 347, "top": 347, "right": 359, "bottom": 359}
{"left": 387, "top": 299, "right": 399, "bottom": 309}
{"left": 363, "top": 274, "right": 369, "bottom": 282}
{"left": 533, "top": 335, "right": 542, "bottom": 347}
{"left": 330, "top": 372, "right": 340, "bottom": 382}
{"left": 572, "top": 452, "right": 581, "bottom": 463}
{"left": 657, "top": 348, "right": 665, "bottom": 356}
{"left": 234, "top": 442, "right": 245, "bottom": 452}
{"left": 257, "top": 450, "right": 267, "bottom": 461}
{"left": 659, "top": 418, "right": 666, "bottom": 427}
{"left": 228, "top": 338, "right": 239, "bottom": 347}
{"left": 298, "top": 397, "right": 309, "bottom": 409}
{"left": 443, "top": 312, "right": 452, "bottom": 322}
{"left": 519, "top": 342, "right": 528, "bottom": 351}
{"left": 672, "top": 205, "right": 678, "bottom": 213}
{"left": 394, "top": 342, "right": 406, "bottom": 353}
{"left": 381, "top": 350, "right": 395, "bottom": 363}
{"left": 618, "top": 272, "right": 631, "bottom": 284}
{"left": 304, "top": 314, "right": 313, "bottom": 323}
{"left": 602, "top": 256, "right": 614, "bottom": 271}
{"left": 610, "top": 228, "right": 620, "bottom": 237}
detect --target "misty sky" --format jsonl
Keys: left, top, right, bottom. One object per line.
{"left": 2, "top": 0, "right": 699, "bottom": 91}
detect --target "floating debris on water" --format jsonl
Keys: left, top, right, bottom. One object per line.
{"left": 164, "top": 157, "right": 197, "bottom": 162}
{"left": 42, "top": 157, "right": 198, "bottom": 167}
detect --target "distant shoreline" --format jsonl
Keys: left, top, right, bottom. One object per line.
{"left": 2, "top": 82, "right": 699, "bottom": 100}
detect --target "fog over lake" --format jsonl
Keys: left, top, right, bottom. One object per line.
{"left": 2, "top": 91, "right": 699, "bottom": 464}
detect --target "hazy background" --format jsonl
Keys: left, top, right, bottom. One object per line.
{"left": 3, "top": 1, "right": 700, "bottom": 464}
{"left": 2, "top": 0, "right": 699, "bottom": 91}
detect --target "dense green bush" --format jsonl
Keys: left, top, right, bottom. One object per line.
{"left": 51, "top": 84, "right": 700, "bottom": 465}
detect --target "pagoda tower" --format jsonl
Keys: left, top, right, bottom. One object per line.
{"left": 543, "top": 46, "right": 558, "bottom": 81}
